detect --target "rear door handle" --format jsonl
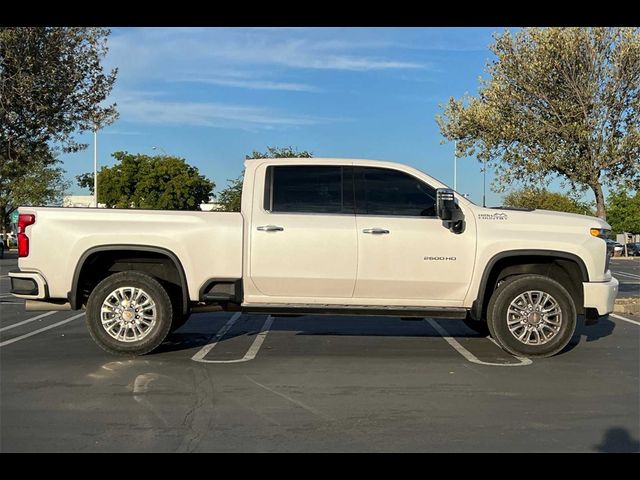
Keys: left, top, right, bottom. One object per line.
{"left": 257, "top": 225, "right": 284, "bottom": 232}
{"left": 363, "top": 228, "right": 390, "bottom": 234}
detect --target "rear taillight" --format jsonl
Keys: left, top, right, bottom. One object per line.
{"left": 17, "top": 214, "right": 35, "bottom": 257}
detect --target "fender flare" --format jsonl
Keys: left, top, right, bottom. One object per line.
{"left": 471, "top": 249, "right": 589, "bottom": 320}
{"left": 69, "top": 244, "right": 189, "bottom": 314}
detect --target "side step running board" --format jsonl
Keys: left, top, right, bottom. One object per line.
{"left": 241, "top": 304, "right": 468, "bottom": 319}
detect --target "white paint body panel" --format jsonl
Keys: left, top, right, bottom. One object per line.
{"left": 17, "top": 208, "right": 242, "bottom": 302}
{"left": 16, "top": 157, "right": 614, "bottom": 315}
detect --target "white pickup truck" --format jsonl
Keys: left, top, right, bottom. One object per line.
{"left": 10, "top": 158, "right": 618, "bottom": 357}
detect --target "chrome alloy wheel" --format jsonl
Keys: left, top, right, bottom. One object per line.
{"left": 506, "top": 290, "right": 563, "bottom": 345}
{"left": 100, "top": 287, "right": 157, "bottom": 342}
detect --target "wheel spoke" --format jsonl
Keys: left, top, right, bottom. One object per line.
{"left": 507, "top": 289, "right": 563, "bottom": 346}
{"left": 100, "top": 286, "right": 157, "bottom": 343}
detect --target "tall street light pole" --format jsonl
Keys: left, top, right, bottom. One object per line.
{"left": 152, "top": 146, "right": 167, "bottom": 155}
{"left": 482, "top": 159, "right": 487, "bottom": 207}
{"left": 453, "top": 140, "right": 457, "bottom": 191}
{"left": 93, "top": 127, "right": 98, "bottom": 208}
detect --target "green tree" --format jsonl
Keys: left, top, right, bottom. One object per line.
{"left": 0, "top": 156, "right": 70, "bottom": 231}
{"left": 0, "top": 27, "right": 117, "bottom": 230}
{"left": 75, "top": 172, "right": 95, "bottom": 194}
{"left": 217, "top": 146, "right": 313, "bottom": 212}
{"left": 606, "top": 190, "right": 640, "bottom": 234}
{"left": 437, "top": 28, "right": 640, "bottom": 220}
{"left": 93, "top": 152, "right": 214, "bottom": 210}
{"left": 503, "top": 187, "right": 594, "bottom": 216}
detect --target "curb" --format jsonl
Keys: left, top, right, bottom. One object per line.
{"left": 614, "top": 298, "right": 640, "bottom": 315}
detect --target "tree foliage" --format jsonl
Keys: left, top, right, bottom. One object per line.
{"left": 0, "top": 27, "right": 117, "bottom": 229}
{"left": 437, "top": 28, "right": 640, "bottom": 220}
{"left": 502, "top": 187, "right": 594, "bottom": 216}
{"left": 95, "top": 152, "right": 214, "bottom": 210}
{"left": 217, "top": 146, "right": 313, "bottom": 212}
{"left": 76, "top": 172, "right": 95, "bottom": 194}
{"left": 0, "top": 156, "right": 69, "bottom": 231}
{"left": 606, "top": 189, "right": 640, "bottom": 234}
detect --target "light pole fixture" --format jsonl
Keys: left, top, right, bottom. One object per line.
{"left": 93, "top": 127, "right": 98, "bottom": 208}
{"left": 152, "top": 146, "right": 167, "bottom": 155}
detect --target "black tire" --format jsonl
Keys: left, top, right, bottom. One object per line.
{"left": 463, "top": 315, "right": 490, "bottom": 336}
{"left": 487, "top": 274, "right": 576, "bottom": 358}
{"left": 86, "top": 271, "right": 173, "bottom": 356}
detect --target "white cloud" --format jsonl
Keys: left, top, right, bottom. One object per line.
{"left": 106, "top": 27, "right": 427, "bottom": 84}
{"left": 176, "top": 75, "right": 320, "bottom": 92}
{"left": 116, "top": 94, "right": 341, "bottom": 130}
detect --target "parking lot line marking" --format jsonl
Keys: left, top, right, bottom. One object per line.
{"left": 245, "top": 375, "right": 333, "bottom": 421}
{"left": 192, "top": 315, "right": 274, "bottom": 364}
{"left": 0, "top": 311, "right": 56, "bottom": 332}
{"left": 614, "top": 272, "right": 640, "bottom": 279}
{"left": 611, "top": 313, "right": 640, "bottom": 327}
{"left": 191, "top": 312, "right": 242, "bottom": 362}
{"left": 426, "top": 319, "right": 532, "bottom": 367}
{"left": 0, "top": 312, "right": 85, "bottom": 347}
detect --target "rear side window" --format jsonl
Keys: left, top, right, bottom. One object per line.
{"left": 355, "top": 167, "right": 437, "bottom": 216}
{"left": 264, "top": 165, "right": 354, "bottom": 214}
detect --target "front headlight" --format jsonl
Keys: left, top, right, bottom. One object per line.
{"left": 590, "top": 228, "right": 610, "bottom": 239}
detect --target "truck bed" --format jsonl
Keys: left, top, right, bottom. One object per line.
{"left": 17, "top": 207, "right": 243, "bottom": 302}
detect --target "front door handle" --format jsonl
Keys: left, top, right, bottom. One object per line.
{"left": 257, "top": 225, "right": 284, "bottom": 232}
{"left": 363, "top": 228, "right": 390, "bottom": 234}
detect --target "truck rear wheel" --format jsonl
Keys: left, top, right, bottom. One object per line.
{"left": 487, "top": 274, "right": 576, "bottom": 358}
{"left": 86, "top": 271, "right": 173, "bottom": 356}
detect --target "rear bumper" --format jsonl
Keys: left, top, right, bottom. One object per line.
{"left": 583, "top": 277, "right": 619, "bottom": 316}
{"left": 8, "top": 270, "right": 48, "bottom": 299}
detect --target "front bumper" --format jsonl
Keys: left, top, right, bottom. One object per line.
{"left": 583, "top": 277, "right": 619, "bottom": 316}
{"left": 8, "top": 270, "right": 48, "bottom": 299}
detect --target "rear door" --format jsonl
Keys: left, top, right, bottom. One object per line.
{"left": 248, "top": 164, "right": 357, "bottom": 299}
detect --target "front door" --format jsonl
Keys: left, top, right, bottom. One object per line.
{"left": 353, "top": 166, "right": 476, "bottom": 304}
{"left": 249, "top": 164, "right": 357, "bottom": 299}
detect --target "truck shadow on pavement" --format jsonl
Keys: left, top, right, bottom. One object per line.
{"left": 157, "top": 316, "right": 488, "bottom": 354}
{"left": 156, "top": 314, "right": 616, "bottom": 355}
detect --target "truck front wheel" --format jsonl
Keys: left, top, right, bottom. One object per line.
{"left": 86, "top": 271, "right": 173, "bottom": 356}
{"left": 487, "top": 274, "right": 576, "bottom": 358}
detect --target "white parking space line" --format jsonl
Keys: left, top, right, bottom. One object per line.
{"left": 0, "top": 311, "right": 56, "bottom": 332}
{"left": 0, "top": 313, "right": 85, "bottom": 347}
{"left": 426, "top": 318, "right": 532, "bottom": 367}
{"left": 611, "top": 313, "right": 640, "bottom": 327}
{"left": 191, "top": 312, "right": 242, "bottom": 362}
{"left": 192, "top": 315, "right": 274, "bottom": 364}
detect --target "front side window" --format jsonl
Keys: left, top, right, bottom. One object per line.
{"left": 355, "top": 167, "right": 437, "bottom": 216}
{"left": 265, "top": 165, "right": 354, "bottom": 214}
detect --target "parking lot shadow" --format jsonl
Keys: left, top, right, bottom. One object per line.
{"left": 156, "top": 316, "right": 483, "bottom": 355}
{"left": 580, "top": 315, "right": 616, "bottom": 343}
{"left": 594, "top": 427, "right": 640, "bottom": 453}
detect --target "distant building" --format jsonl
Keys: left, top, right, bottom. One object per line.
{"left": 63, "top": 195, "right": 105, "bottom": 208}
{"left": 200, "top": 202, "right": 224, "bottom": 212}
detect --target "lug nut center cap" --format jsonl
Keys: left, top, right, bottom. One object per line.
{"left": 122, "top": 310, "right": 134, "bottom": 321}
{"left": 528, "top": 311, "right": 542, "bottom": 324}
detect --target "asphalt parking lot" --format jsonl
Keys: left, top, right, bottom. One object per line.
{"left": 1, "top": 251, "right": 639, "bottom": 452}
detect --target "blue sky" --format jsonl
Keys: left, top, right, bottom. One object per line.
{"left": 62, "top": 27, "right": 515, "bottom": 206}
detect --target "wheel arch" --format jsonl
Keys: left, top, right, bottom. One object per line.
{"left": 69, "top": 244, "right": 189, "bottom": 314}
{"left": 471, "top": 249, "right": 588, "bottom": 321}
